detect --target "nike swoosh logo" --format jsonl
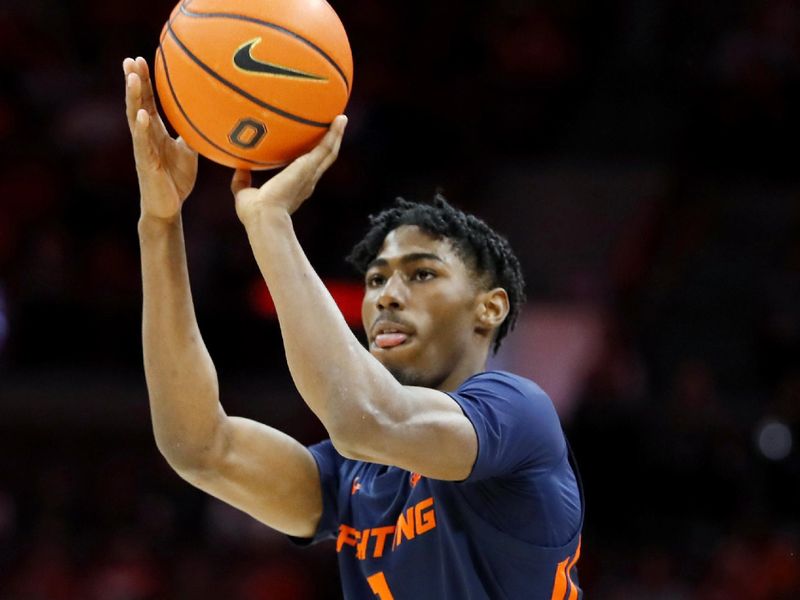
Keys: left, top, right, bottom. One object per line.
{"left": 233, "top": 38, "right": 327, "bottom": 81}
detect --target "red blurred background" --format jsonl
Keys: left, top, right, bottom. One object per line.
{"left": 1, "top": 0, "right": 799, "bottom": 598}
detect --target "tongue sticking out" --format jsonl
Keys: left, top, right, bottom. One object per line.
{"left": 375, "top": 333, "right": 408, "bottom": 348}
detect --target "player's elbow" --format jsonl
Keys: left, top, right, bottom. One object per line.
{"left": 327, "top": 403, "right": 394, "bottom": 462}
{"left": 330, "top": 436, "right": 372, "bottom": 462}
{"left": 156, "top": 437, "right": 212, "bottom": 474}
{"left": 153, "top": 423, "right": 227, "bottom": 477}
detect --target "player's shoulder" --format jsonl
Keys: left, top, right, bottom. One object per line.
{"left": 455, "top": 370, "right": 560, "bottom": 426}
{"left": 457, "top": 369, "right": 549, "bottom": 402}
{"left": 450, "top": 370, "right": 567, "bottom": 476}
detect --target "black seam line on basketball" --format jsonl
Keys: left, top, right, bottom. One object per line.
{"left": 166, "top": 23, "right": 330, "bottom": 128}
{"left": 157, "top": 43, "right": 284, "bottom": 168}
{"left": 178, "top": 4, "right": 350, "bottom": 91}
{"left": 233, "top": 39, "right": 327, "bottom": 81}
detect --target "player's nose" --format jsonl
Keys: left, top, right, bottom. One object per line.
{"left": 376, "top": 272, "right": 407, "bottom": 310}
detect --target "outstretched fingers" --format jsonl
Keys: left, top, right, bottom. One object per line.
{"left": 134, "top": 56, "right": 171, "bottom": 139}
{"left": 124, "top": 69, "right": 143, "bottom": 132}
{"left": 134, "top": 56, "right": 159, "bottom": 118}
{"left": 123, "top": 57, "right": 152, "bottom": 128}
{"left": 122, "top": 57, "right": 136, "bottom": 77}
{"left": 124, "top": 56, "right": 166, "bottom": 131}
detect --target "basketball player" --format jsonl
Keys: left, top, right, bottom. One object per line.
{"left": 124, "top": 55, "right": 583, "bottom": 599}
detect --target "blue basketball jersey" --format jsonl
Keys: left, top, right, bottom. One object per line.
{"left": 293, "top": 371, "right": 584, "bottom": 600}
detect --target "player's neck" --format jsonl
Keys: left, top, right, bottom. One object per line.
{"left": 436, "top": 350, "right": 489, "bottom": 392}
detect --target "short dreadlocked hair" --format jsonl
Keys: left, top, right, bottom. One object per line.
{"left": 346, "top": 194, "right": 526, "bottom": 354}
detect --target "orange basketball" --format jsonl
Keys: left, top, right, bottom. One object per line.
{"left": 153, "top": 0, "right": 353, "bottom": 170}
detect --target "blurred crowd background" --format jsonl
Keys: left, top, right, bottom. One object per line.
{"left": 1, "top": 0, "right": 799, "bottom": 598}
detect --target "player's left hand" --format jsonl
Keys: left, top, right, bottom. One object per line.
{"left": 231, "top": 115, "right": 347, "bottom": 224}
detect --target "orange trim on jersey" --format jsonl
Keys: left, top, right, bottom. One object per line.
{"left": 550, "top": 556, "right": 569, "bottom": 600}
{"left": 550, "top": 537, "right": 582, "bottom": 600}
{"left": 566, "top": 537, "right": 582, "bottom": 600}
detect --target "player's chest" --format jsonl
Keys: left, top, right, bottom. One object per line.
{"left": 336, "top": 464, "right": 439, "bottom": 562}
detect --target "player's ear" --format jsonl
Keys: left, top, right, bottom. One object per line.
{"left": 474, "top": 287, "right": 509, "bottom": 333}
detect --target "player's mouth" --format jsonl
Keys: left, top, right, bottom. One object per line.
{"left": 375, "top": 332, "right": 411, "bottom": 349}
{"left": 371, "top": 319, "right": 415, "bottom": 350}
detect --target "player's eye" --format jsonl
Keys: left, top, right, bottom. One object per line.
{"left": 366, "top": 274, "right": 385, "bottom": 287}
{"left": 413, "top": 269, "right": 436, "bottom": 281}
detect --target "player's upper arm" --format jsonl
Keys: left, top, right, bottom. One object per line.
{"left": 175, "top": 415, "right": 324, "bottom": 538}
{"left": 337, "top": 372, "right": 563, "bottom": 483}
{"left": 338, "top": 385, "right": 479, "bottom": 481}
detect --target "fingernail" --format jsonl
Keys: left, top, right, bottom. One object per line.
{"left": 137, "top": 110, "right": 146, "bottom": 124}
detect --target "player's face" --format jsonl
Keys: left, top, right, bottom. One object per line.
{"left": 361, "top": 225, "right": 485, "bottom": 389}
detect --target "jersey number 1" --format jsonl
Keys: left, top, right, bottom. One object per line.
{"left": 367, "top": 572, "right": 395, "bottom": 600}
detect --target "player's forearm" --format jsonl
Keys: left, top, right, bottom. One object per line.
{"left": 138, "top": 214, "right": 226, "bottom": 470}
{"left": 242, "top": 208, "right": 400, "bottom": 445}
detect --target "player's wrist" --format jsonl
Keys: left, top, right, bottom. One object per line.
{"left": 138, "top": 211, "right": 182, "bottom": 237}
{"left": 239, "top": 201, "right": 293, "bottom": 232}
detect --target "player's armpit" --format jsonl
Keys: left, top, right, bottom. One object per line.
{"left": 175, "top": 416, "right": 323, "bottom": 538}
{"left": 335, "top": 386, "right": 478, "bottom": 482}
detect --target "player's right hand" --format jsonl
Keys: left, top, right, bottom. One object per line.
{"left": 124, "top": 56, "right": 198, "bottom": 221}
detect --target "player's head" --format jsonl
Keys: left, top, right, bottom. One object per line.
{"left": 346, "top": 194, "right": 526, "bottom": 389}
